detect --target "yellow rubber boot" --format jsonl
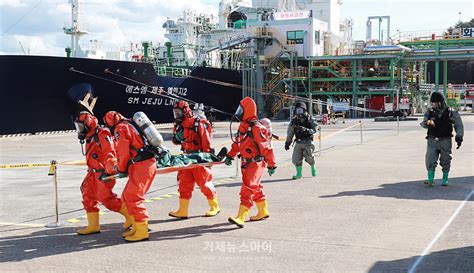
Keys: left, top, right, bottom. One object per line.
{"left": 77, "top": 212, "right": 100, "bottom": 235}
{"left": 228, "top": 205, "right": 249, "bottom": 228}
{"left": 124, "top": 221, "right": 149, "bottom": 242}
{"left": 250, "top": 200, "right": 269, "bottom": 221}
{"left": 205, "top": 198, "right": 220, "bottom": 217}
{"left": 122, "top": 221, "right": 136, "bottom": 237}
{"left": 168, "top": 198, "right": 190, "bottom": 219}
{"left": 118, "top": 203, "right": 133, "bottom": 229}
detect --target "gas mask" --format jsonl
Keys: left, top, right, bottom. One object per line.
{"left": 431, "top": 102, "right": 441, "bottom": 111}
{"left": 74, "top": 121, "right": 87, "bottom": 141}
{"left": 295, "top": 107, "right": 307, "bottom": 121}
{"left": 173, "top": 108, "right": 184, "bottom": 123}
{"left": 229, "top": 105, "right": 245, "bottom": 143}
{"left": 74, "top": 119, "right": 89, "bottom": 156}
{"left": 232, "top": 105, "right": 244, "bottom": 122}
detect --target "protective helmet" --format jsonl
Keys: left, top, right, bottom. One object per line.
{"left": 173, "top": 100, "right": 193, "bottom": 121}
{"left": 294, "top": 101, "right": 307, "bottom": 115}
{"left": 234, "top": 97, "right": 257, "bottom": 122}
{"left": 430, "top": 92, "right": 445, "bottom": 103}
{"left": 260, "top": 118, "right": 272, "bottom": 136}
{"left": 260, "top": 118, "right": 272, "bottom": 131}
{"left": 74, "top": 111, "right": 98, "bottom": 140}
{"left": 103, "top": 111, "right": 125, "bottom": 132}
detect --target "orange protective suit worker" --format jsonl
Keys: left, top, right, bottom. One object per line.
{"left": 225, "top": 97, "right": 277, "bottom": 228}
{"left": 103, "top": 111, "right": 157, "bottom": 242}
{"left": 168, "top": 100, "right": 220, "bottom": 218}
{"left": 74, "top": 111, "right": 132, "bottom": 235}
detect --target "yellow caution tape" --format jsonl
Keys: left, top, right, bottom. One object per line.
{"left": 60, "top": 160, "right": 87, "bottom": 166}
{"left": 0, "top": 163, "right": 50, "bottom": 169}
{"left": 0, "top": 160, "right": 87, "bottom": 169}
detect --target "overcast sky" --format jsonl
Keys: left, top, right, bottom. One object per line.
{"left": 0, "top": 0, "right": 472, "bottom": 56}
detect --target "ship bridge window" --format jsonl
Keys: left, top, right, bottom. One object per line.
{"left": 314, "top": 31, "right": 320, "bottom": 45}
{"left": 287, "top": 30, "right": 304, "bottom": 44}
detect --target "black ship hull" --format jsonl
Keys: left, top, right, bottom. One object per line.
{"left": 0, "top": 55, "right": 242, "bottom": 134}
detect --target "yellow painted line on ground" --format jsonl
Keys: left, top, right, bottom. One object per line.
{"left": 144, "top": 199, "right": 153, "bottom": 203}
{"left": 161, "top": 194, "right": 174, "bottom": 198}
{"left": 151, "top": 197, "right": 164, "bottom": 200}
{"left": 65, "top": 218, "right": 81, "bottom": 223}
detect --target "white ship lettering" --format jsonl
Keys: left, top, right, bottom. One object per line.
{"left": 127, "top": 97, "right": 140, "bottom": 104}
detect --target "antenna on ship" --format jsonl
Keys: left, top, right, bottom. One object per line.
{"left": 18, "top": 41, "right": 30, "bottom": 55}
{"left": 63, "top": 0, "right": 88, "bottom": 57}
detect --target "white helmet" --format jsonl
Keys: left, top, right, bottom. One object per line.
{"left": 260, "top": 118, "right": 272, "bottom": 133}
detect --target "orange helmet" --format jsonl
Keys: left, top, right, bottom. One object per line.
{"left": 234, "top": 97, "right": 257, "bottom": 122}
{"left": 74, "top": 111, "right": 98, "bottom": 140}
{"left": 103, "top": 111, "right": 125, "bottom": 132}
{"left": 173, "top": 100, "right": 192, "bottom": 121}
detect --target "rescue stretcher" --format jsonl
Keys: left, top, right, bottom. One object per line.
{"left": 103, "top": 147, "right": 227, "bottom": 180}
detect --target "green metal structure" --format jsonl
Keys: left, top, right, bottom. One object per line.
{"left": 263, "top": 38, "right": 474, "bottom": 117}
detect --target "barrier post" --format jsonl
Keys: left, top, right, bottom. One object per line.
{"left": 45, "top": 160, "right": 60, "bottom": 228}
{"left": 397, "top": 116, "right": 400, "bottom": 135}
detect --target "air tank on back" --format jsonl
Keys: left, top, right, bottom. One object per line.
{"left": 133, "top": 111, "right": 164, "bottom": 148}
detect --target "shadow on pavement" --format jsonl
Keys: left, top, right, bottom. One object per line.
{"left": 0, "top": 224, "right": 125, "bottom": 262}
{"left": 0, "top": 220, "right": 235, "bottom": 262}
{"left": 148, "top": 222, "right": 236, "bottom": 241}
{"left": 320, "top": 176, "right": 474, "bottom": 201}
{"left": 369, "top": 246, "right": 474, "bottom": 272}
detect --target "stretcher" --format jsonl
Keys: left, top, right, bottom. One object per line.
{"left": 155, "top": 161, "right": 224, "bottom": 174}
{"left": 102, "top": 148, "right": 227, "bottom": 180}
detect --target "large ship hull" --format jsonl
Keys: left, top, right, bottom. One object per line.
{"left": 0, "top": 55, "right": 242, "bottom": 134}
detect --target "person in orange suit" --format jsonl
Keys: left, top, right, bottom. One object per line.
{"left": 169, "top": 100, "right": 220, "bottom": 219}
{"left": 103, "top": 111, "right": 157, "bottom": 242}
{"left": 74, "top": 111, "right": 132, "bottom": 235}
{"left": 225, "top": 97, "right": 277, "bottom": 228}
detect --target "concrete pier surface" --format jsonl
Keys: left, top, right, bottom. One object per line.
{"left": 1, "top": 115, "right": 472, "bottom": 272}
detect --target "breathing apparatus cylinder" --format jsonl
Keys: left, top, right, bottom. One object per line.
{"left": 133, "top": 111, "right": 164, "bottom": 148}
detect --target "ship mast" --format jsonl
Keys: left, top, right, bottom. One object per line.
{"left": 63, "top": 0, "right": 88, "bottom": 57}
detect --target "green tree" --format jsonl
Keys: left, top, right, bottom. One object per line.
{"left": 447, "top": 18, "right": 474, "bottom": 35}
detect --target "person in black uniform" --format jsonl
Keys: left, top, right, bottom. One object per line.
{"left": 420, "top": 92, "right": 464, "bottom": 186}
{"left": 284, "top": 102, "right": 318, "bottom": 179}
